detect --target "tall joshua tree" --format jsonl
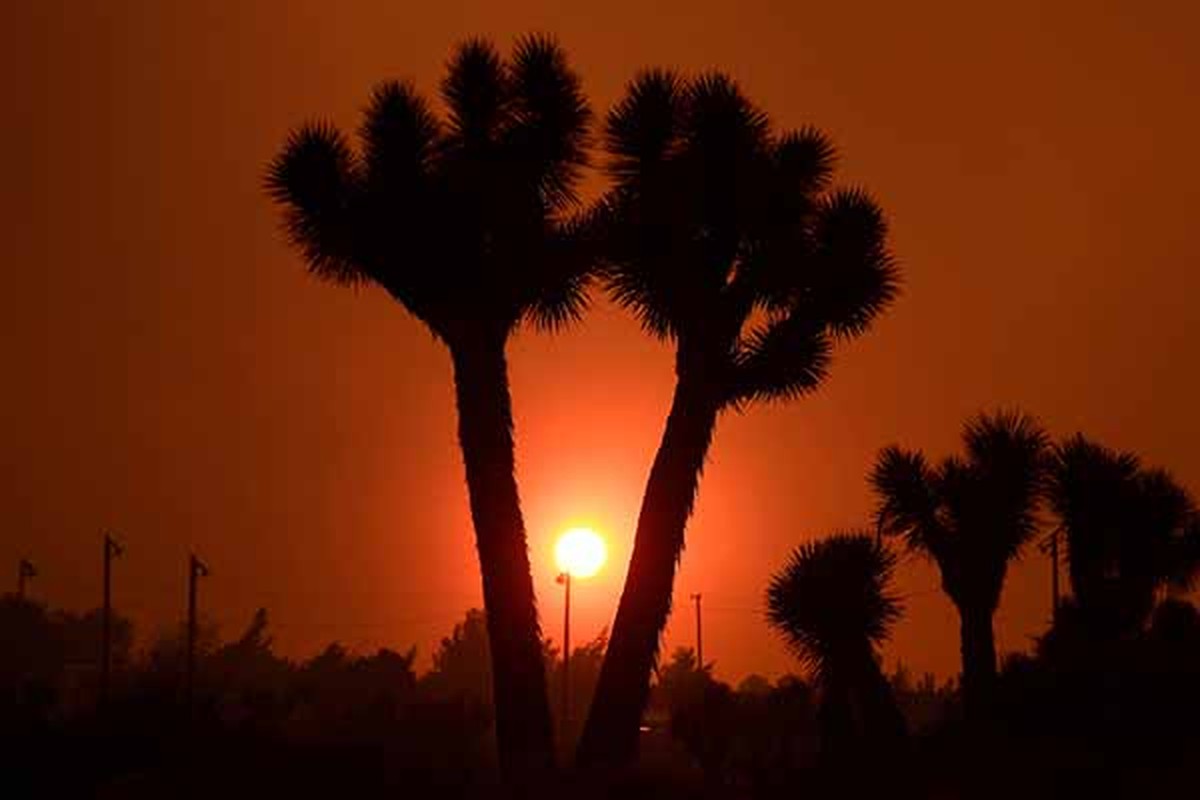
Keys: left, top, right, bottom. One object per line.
{"left": 1047, "top": 435, "right": 1200, "bottom": 638}
{"left": 266, "top": 36, "right": 591, "bottom": 777}
{"left": 870, "top": 411, "right": 1047, "bottom": 721}
{"left": 578, "top": 71, "right": 898, "bottom": 765}
{"left": 766, "top": 532, "right": 906, "bottom": 756}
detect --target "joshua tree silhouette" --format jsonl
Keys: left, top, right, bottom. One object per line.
{"left": 578, "top": 70, "right": 898, "bottom": 765}
{"left": 1047, "top": 434, "right": 1200, "bottom": 638}
{"left": 766, "top": 532, "right": 906, "bottom": 756}
{"left": 266, "top": 35, "right": 593, "bottom": 778}
{"left": 870, "top": 410, "right": 1047, "bottom": 722}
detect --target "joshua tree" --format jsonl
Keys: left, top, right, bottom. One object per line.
{"left": 1047, "top": 435, "right": 1200, "bottom": 638}
{"left": 870, "top": 411, "right": 1046, "bottom": 721}
{"left": 266, "top": 36, "right": 591, "bottom": 777}
{"left": 578, "top": 70, "right": 898, "bottom": 765}
{"left": 766, "top": 532, "right": 906, "bottom": 755}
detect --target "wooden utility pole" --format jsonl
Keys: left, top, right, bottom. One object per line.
{"left": 1040, "top": 526, "right": 1062, "bottom": 625}
{"left": 17, "top": 558, "right": 35, "bottom": 601}
{"left": 691, "top": 592, "right": 703, "bottom": 669}
{"left": 186, "top": 554, "right": 209, "bottom": 715}
{"left": 101, "top": 533, "right": 123, "bottom": 706}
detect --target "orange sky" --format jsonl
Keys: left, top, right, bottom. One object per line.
{"left": 4, "top": 1, "right": 1199, "bottom": 683}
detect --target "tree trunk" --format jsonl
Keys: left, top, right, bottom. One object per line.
{"left": 576, "top": 379, "right": 719, "bottom": 767}
{"left": 450, "top": 337, "right": 555, "bottom": 781}
{"left": 817, "top": 671, "right": 856, "bottom": 767}
{"left": 958, "top": 604, "right": 997, "bottom": 722}
{"left": 857, "top": 653, "right": 907, "bottom": 745}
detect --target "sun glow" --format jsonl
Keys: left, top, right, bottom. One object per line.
{"left": 555, "top": 526, "right": 607, "bottom": 579}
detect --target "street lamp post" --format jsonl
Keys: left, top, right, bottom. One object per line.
{"left": 557, "top": 571, "right": 571, "bottom": 728}
{"left": 553, "top": 526, "right": 607, "bottom": 737}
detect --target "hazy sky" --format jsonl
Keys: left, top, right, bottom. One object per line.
{"left": 4, "top": 1, "right": 1199, "bottom": 682}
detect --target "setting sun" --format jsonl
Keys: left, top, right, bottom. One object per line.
{"left": 555, "top": 526, "right": 607, "bottom": 579}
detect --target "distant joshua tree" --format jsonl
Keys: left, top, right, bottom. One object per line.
{"left": 766, "top": 532, "right": 906, "bottom": 755}
{"left": 266, "top": 35, "right": 593, "bottom": 778}
{"left": 579, "top": 70, "right": 898, "bottom": 765}
{"left": 1047, "top": 434, "right": 1200, "bottom": 637}
{"left": 870, "top": 410, "right": 1047, "bottom": 721}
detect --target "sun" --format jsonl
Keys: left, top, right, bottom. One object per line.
{"left": 555, "top": 526, "right": 607, "bottom": 579}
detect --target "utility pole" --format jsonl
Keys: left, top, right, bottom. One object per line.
{"left": 557, "top": 571, "right": 571, "bottom": 729}
{"left": 186, "top": 553, "right": 210, "bottom": 715}
{"left": 17, "top": 558, "right": 36, "bottom": 601}
{"left": 1040, "top": 526, "right": 1061, "bottom": 625}
{"left": 101, "top": 533, "right": 123, "bottom": 707}
{"left": 691, "top": 592, "right": 703, "bottom": 670}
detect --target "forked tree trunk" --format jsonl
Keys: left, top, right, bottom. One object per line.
{"left": 958, "top": 604, "right": 997, "bottom": 722}
{"left": 576, "top": 379, "right": 719, "bottom": 767}
{"left": 450, "top": 337, "right": 555, "bottom": 781}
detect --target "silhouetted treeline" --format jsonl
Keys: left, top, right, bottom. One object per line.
{"left": 0, "top": 596, "right": 911, "bottom": 797}
{"left": 7, "top": 583, "right": 1200, "bottom": 798}
{"left": 0, "top": 601, "right": 647, "bottom": 796}
{"left": 1, "top": 602, "right": 488, "bottom": 796}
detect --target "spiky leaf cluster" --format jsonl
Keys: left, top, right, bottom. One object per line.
{"left": 766, "top": 532, "right": 901, "bottom": 681}
{"left": 870, "top": 410, "right": 1048, "bottom": 611}
{"left": 265, "top": 35, "right": 593, "bottom": 344}
{"left": 599, "top": 70, "right": 898, "bottom": 408}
